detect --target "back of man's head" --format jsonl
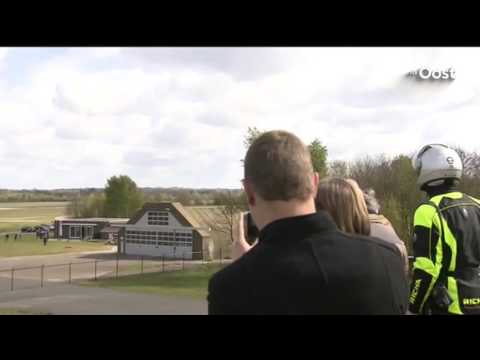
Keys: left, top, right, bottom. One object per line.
{"left": 244, "top": 130, "right": 315, "bottom": 202}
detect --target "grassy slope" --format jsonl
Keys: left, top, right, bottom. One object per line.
{"left": 0, "top": 308, "right": 49, "bottom": 315}
{"left": 81, "top": 263, "right": 225, "bottom": 299}
{"left": 0, "top": 235, "right": 113, "bottom": 257}
{"left": 0, "top": 202, "right": 69, "bottom": 233}
{"left": 0, "top": 201, "right": 113, "bottom": 257}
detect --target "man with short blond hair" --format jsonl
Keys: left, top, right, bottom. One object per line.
{"left": 208, "top": 130, "right": 408, "bottom": 314}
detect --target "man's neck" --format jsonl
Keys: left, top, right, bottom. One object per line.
{"left": 254, "top": 199, "right": 317, "bottom": 231}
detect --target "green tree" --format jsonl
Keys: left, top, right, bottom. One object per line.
{"left": 381, "top": 195, "right": 409, "bottom": 250}
{"left": 454, "top": 146, "right": 480, "bottom": 198}
{"left": 86, "top": 193, "right": 106, "bottom": 217}
{"left": 67, "top": 192, "right": 107, "bottom": 218}
{"left": 348, "top": 154, "right": 424, "bottom": 254}
{"left": 104, "top": 175, "right": 144, "bottom": 218}
{"left": 67, "top": 195, "right": 83, "bottom": 218}
{"left": 308, "top": 138, "right": 328, "bottom": 177}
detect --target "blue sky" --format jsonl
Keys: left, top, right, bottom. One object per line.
{"left": 0, "top": 47, "right": 479, "bottom": 189}
{"left": 1, "top": 48, "right": 73, "bottom": 89}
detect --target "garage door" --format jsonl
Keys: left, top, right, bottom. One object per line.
{"left": 125, "top": 229, "right": 193, "bottom": 259}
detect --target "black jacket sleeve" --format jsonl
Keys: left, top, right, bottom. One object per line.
{"left": 207, "top": 275, "right": 228, "bottom": 315}
{"left": 409, "top": 204, "right": 441, "bottom": 314}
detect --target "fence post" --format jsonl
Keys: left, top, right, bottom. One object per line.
{"left": 116, "top": 254, "right": 119, "bottom": 279}
{"left": 94, "top": 260, "right": 97, "bottom": 281}
{"left": 10, "top": 268, "right": 14, "bottom": 291}
{"left": 41, "top": 265, "right": 44, "bottom": 288}
{"left": 141, "top": 256, "right": 144, "bottom": 274}
{"left": 69, "top": 263, "right": 72, "bottom": 284}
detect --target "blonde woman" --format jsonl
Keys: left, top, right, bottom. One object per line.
{"left": 315, "top": 177, "right": 370, "bottom": 236}
{"left": 315, "top": 177, "right": 409, "bottom": 275}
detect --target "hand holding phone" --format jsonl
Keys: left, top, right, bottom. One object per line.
{"left": 231, "top": 212, "right": 258, "bottom": 261}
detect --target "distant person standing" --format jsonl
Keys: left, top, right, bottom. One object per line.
{"left": 5, "top": 234, "right": 9, "bottom": 242}
{"left": 43, "top": 231, "right": 48, "bottom": 246}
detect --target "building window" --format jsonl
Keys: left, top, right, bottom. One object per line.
{"left": 126, "top": 229, "right": 193, "bottom": 248}
{"left": 174, "top": 231, "right": 192, "bottom": 246}
{"left": 148, "top": 211, "right": 169, "bottom": 225}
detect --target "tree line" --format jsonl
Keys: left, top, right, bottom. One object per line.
{"left": 65, "top": 127, "right": 480, "bottom": 255}
{"left": 66, "top": 176, "right": 246, "bottom": 219}
{"left": 241, "top": 128, "right": 480, "bottom": 254}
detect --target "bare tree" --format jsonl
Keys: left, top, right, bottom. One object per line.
{"left": 208, "top": 191, "right": 247, "bottom": 243}
{"left": 328, "top": 160, "right": 349, "bottom": 178}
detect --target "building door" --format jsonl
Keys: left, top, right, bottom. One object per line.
{"left": 70, "top": 226, "right": 81, "bottom": 239}
{"left": 81, "top": 226, "right": 94, "bottom": 240}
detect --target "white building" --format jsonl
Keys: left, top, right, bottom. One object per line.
{"left": 118, "top": 202, "right": 213, "bottom": 260}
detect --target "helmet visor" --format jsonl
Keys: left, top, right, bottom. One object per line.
{"left": 411, "top": 148, "right": 425, "bottom": 175}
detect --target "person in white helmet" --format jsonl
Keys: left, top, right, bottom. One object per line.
{"left": 409, "top": 144, "right": 480, "bottom": 315}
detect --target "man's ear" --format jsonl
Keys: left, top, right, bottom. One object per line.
{"left": 312, "top": 172, "right": 320, "bottom": 198}
{"left": 243, "top": 180, "right": 256, "bottom": 207}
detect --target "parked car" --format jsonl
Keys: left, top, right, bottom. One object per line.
{"left": 21, "top": 226, "right": 34, "bottom": 233}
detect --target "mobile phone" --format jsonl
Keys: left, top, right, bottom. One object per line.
{"left": 244, "top": 212, "right": 259, "bottom": 245}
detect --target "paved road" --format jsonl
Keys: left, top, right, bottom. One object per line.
{"left": 0, "top": 247, "right": 118, "bottom": 269}
{"left": 0, "top": 281, "right": 207, "bottom": 315}
{"left": 0, "top": 249, "right": 227, "bottom": 314}
{"left": 0, "top": 249, "right": 128, "bottom": 291}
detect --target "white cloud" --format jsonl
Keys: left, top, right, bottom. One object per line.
{"left": 120, "top": 47, "right": 296, "bottom": 81}
{"left": 1, "top": 47, "right": 480, "bottom": 189}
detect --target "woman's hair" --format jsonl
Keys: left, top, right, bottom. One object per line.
{"left": 315, "top": 177, "right": 371, "bottom": 236}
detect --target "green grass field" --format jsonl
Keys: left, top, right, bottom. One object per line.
{"left": 0, "top": 201, "right": 109, "bottom": 257}
{"left": 0, "top": 234, "right": 113, "bottom": 257}
{"left": 0, "top": 201, "right": 69, "bottom": 233}
{"left": 81, "top": 263, "right": 226, "bottom": 299}
{"left": 0, "top": 308, "right": 49, "bottom": 315}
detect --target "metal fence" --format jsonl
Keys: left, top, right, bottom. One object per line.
{"left": 0, "top": 249, "right": 230, "bottom": 293}
{"left": 0, "top": 250, "right": 415, "bottom": 293}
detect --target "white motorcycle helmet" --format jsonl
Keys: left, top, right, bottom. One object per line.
{"left": 412, "top": 144, "right": 463, "bottom": 188}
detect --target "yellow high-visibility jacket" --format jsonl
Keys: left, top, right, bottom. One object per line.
{"left": 409, "top": 191, "right": 480, "bottom": 315}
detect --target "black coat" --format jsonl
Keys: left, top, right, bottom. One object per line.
{"left": 208, "top": 211, "right": 409, "bottom": 315}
